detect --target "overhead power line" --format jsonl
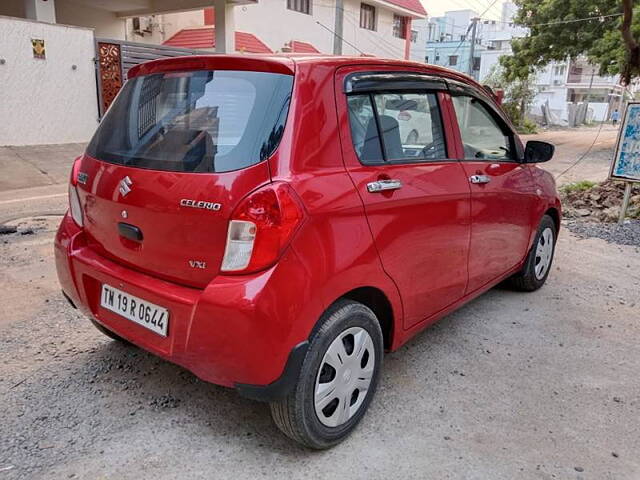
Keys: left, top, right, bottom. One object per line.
{"left": 525, "top": 12, "right": 623, "bottom": 28}
{"left": 476, "top": 12, "right": 623, "bottom": 28}
{"left": 478, "top": 0, "right": 501, "bottom": 18}
{"left": 554, "top": 122, "right": 606, "bottom": 180}
{"left": 343, "top": 16, "right": 400, "bottom": 58}
{"left": 313, "top": 3, "right": 401, "bottom": 58}
{"left": 445, "top": 0, "right": 499, "bottom": 66}
{"left": 450, "top": 24, "right": 474, "bottom": 57}
{"left": 316, "top": 20, "right": 364, "bottom": 55}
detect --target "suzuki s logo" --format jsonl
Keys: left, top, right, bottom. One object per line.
{"left": 119, "top": 176, "right": 133, "bottom": 197}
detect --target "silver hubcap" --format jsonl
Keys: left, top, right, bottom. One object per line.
{"left": 534, "top": 227, "right": 554, "bottom": 280}
{"left": 314, "top": 327, "right": 375, "bottom": 428}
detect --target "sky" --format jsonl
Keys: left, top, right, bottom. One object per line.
{"left": 422, "top": 0, "right": 508, "bottom": 20}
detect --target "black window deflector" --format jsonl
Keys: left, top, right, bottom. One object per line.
{"left": 345, "top": 72, "right": 447, "bottom": 94}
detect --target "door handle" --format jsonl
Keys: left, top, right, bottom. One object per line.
{"left": 469, "top": 175, "right": 491, "bottom": 184}
{"left": 367, "top": 179, "right": 403, "bottom": 193}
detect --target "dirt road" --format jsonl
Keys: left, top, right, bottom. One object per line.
{"left": 522, "top": 124, "right": 620, "bottom": 185}
{"left": 1, "top": 129, "right": 639, "bottom": 479}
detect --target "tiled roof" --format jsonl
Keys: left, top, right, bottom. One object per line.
{"left": 385, "top": 0, "right": 427, "bottom": 16}
{"left": 289, "top": 40, "right": 321, "bottom": 54}
{"left": 163, "top": 28, "right": 272, "bottom": 53}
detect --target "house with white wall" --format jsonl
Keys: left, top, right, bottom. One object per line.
{"left": 422, "top": 9, "right": 486, "bottom": 80}
{"left": 128, "top": 0, "right": 427, "bottom": 58}
{"left": 1, "top": 0, "right": 262, "bottom": 145}
{"left": 415, "top": 2, "right": 628, "bottom": 123}
{"left": 532, "top": 59, "right": 628, "bottom": 123}
{"left": 409, "top": 17, "right": 428, "bottom": 63}
{"left": 476, "top": 5, "right": 528, "bottom": 81}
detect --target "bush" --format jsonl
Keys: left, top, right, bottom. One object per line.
{"left": 560, "top": 180, "right": 597, "bottom": 194}
{"left": 517, "top": 118, "right": 538, "bottom": 134}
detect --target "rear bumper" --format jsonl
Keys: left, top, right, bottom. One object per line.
{"left": 54, "top": 213, "right": 317, "bottom": 396}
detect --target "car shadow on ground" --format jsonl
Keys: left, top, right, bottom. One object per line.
{"left": 4, "top": 286, "right": 527, "bottom": 475}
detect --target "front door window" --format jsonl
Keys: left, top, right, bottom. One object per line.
{"left": 451, "top": 95, "right": 514, "bottom": 161}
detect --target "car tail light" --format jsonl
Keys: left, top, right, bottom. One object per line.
{"left": 221, "top": 182, "right": 304, "bottom": 274}
{"left": 68, "top": 184, "right": 84, "bottom": 227}
{"left": 68, "top": 157, "right": 84, "bottom": 227}
{"left": 397, "top": 110, "right": 412, "bottom": 121}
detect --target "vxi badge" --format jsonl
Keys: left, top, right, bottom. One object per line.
{"left": 180, "top": 199, "right": 222, "bottom": 211}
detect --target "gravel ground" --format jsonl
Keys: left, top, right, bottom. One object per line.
{"left": 1, "top": 216, "right": 640, "bottom": 479}
{"left": 565, "top": 219, "right": 640, "bottom": 247}
{"left": 2, "top": 128, "right": 640, "bottom": 479}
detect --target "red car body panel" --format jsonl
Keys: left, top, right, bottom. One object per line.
{"left": 55, "top": 55, "right": 561, "bottom": 394}
{"left": 459, "top": 161, "right": 538, "bottom": 292}
{"left": 79, "top": 155, "right": 271, "bottom": 288}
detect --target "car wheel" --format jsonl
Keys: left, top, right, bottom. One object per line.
{"left": 406, "top": 130, "right": 419, "bottom": 144}
{"left": 270, "top": 300, "right": 383, "bottom": 449}
{"left": 508, "top": 214, "right": 557, "bottom": 292}
{"left": 90, "top": 319, "right": 131, "bottom": 344}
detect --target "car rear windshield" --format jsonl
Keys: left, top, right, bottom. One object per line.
{"left": 87, "top": 70, "right": 293, "bottom": 173}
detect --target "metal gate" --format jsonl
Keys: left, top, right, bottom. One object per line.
{"left": 95, "top": 39, "right": 203, "bottom": 117}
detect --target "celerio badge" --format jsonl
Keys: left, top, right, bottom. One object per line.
{"left": 180, "top": 199, "right": 222, "bottom": 211}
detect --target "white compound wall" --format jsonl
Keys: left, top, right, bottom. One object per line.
{"left": 0, "top": 16, "right": 99, "bottom": 145}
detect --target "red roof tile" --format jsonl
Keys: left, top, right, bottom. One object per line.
{"left": 163, "top": 28, "right": 272, "bottom": 54}
{"left": 235, "top": 31, "right": 272, "bottom": 54}
{"left": 385, "top": 0, "right": 427, "bottom": 16}
{"left": 289, "top": 40, "right": 321, "bottom": 54}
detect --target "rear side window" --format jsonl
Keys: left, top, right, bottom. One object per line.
{"left": 87, "top": 70, "right": 293, "bottom": 173}
{"left": 347, "top": 91, "right": 446, "bottom": 163}
{"left": 451, "top": 95, "right": 514, "bottom": 161}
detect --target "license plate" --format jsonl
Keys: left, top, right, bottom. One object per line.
{"left": 100, "top": 284, "right": 169, "bottom": 337}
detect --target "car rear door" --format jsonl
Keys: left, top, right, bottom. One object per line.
{"left": 336, "top": 67, "right": 471, "bottom": 329}
{"left": 448, "top": 82, "right": 538, "bottom": 292}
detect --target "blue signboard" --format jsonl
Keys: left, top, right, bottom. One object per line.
{"left": 611, "top": 102, "right": 640, "bottom": 182}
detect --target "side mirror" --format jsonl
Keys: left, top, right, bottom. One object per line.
{"left": 524, "top": 141, "right": 554, "bottom": 163}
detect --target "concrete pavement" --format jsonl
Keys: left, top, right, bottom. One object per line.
{"left": 0, "top": 144, "right": 82, "bottom": 223}
{"left": 1, "top": 127, "right": 638, "bottom": 479}
{"left": 0, "top": 143, "right": 84, "bottom": 191}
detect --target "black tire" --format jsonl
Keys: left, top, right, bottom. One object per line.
{"left": 269, "top": 300, "right": 383, "bottom": 449}
{"left": 508, "top": 214, "right": 557, "bottom": 292}
{"left": 90, "top": 319, "right": 131, "bottom": 344}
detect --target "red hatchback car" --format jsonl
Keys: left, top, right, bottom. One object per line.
{"left": 55, "top": 54, "right": 561, "bottom": 448}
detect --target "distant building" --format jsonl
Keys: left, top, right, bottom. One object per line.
{"left": 417, "top": 2, "right": 630, "bottom": 123}
{"left": 125, "top": 0, "right": 427, "bottom": 59}
{"left": 477, "top": 5, "right": 528, "bottom": 81}
{"left": 423, "top": 9, "right": 486, "bottom": 80}
{"left": 533, "top": 59, "right": 627, "bottom": 123}
{"left": 409, "top": 17, "right": 429, "bottom": 63}
{"left": 0, "top": 0, "right": 427, "bottom": 147}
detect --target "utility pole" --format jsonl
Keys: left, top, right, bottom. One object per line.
{"left": 468, "top": 17, "right": 479, "bottom": 78}
{"left": 333, "top": 0, "right": 344, "bottom": 55}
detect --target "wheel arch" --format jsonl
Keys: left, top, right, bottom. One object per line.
{"left": 337, "top": 286, "right": 395, "bottom": 350}
{"left": 544, "top": 206, "right": 561, "bottom": 234}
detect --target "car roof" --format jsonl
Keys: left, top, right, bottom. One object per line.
{"left": 127, "top": 53, "right": 480, "bottom": 88}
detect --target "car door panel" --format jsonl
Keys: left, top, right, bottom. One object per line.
{"left": 336, "top": 67, "right": 471, "bottom": 329}
{"left": 346, "top": 163, "right": 471, "bottom": 328}
{"left": 461, "top": 161, "right": 536, "bottom": 291}
{"left": 449, "top": 91, "right": 538, "bottom": 292}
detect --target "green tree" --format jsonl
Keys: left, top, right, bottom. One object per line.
{"left": 501, "top": 0, "right": 640, "bottom": 84}
{"left": 484, "top": 64, "right": 537, "bottom": 132}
